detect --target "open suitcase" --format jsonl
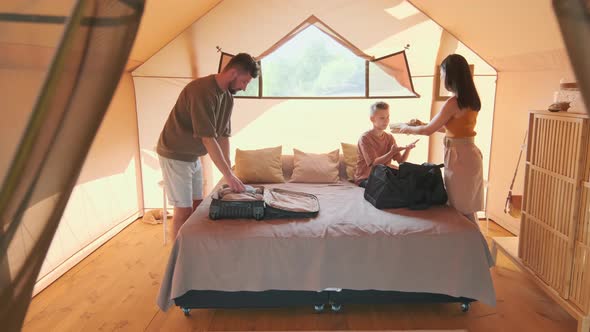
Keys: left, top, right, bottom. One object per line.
{"left": 209, "top": 185, "right": 319, "bottom": 220}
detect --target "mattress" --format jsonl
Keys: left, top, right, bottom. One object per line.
{"left": 157, "top": 180, "right": 495, "bottom": 311}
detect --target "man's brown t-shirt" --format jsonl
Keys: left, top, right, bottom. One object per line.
{"left": 157, "top": 75, "right": 233, "bottom": 162}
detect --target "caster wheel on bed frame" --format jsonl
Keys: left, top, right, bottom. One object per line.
{"left": 330, "top": 303, "right": 342, "bottom": 312}
{"left": 313, "top": 304, "right": 325, "bottom": 313}
{"left": 460, "top": 302, "right": 471, "bottom": 312}
{"left": 181, "top": 307, "right": 191, "bottom": 316}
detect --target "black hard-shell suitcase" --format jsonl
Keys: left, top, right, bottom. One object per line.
{"left": 209, "top": 186, "right": 319, "bottom": 220}
{"left": 209, "top": 185, "right": 265, "bottom": 220}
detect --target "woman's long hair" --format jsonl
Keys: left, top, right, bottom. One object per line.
{"left": 441, "top": 54, "right": 481, "bottom": 111}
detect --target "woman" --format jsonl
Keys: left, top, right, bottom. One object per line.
{"left": 398, "top": 54, "right": 484, "bottom": 225}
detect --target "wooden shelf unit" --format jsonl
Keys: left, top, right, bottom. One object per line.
{"left": 515, "top": 111, "right": 589, "bottom": 332}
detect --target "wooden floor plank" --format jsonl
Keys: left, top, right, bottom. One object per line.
{"left": 23, "top": 219, "right": 578, "bottom": 331}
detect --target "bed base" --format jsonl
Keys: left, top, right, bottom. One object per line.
{"left": 174, "top": 289, "right": 474, "bottom": 316}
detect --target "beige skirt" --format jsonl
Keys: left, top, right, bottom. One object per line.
{"left": 443, "top": 137, "right": 484, "bottom": 214}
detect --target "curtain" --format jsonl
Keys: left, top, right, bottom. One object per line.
{"left": 553, "top": 0, "right": 590, "bottom": 114}
{"left": 372, "top": 51, "right": 416, "bottom": 94}
{"left": 0, "top": 1, "right": 144, "bottom": 331}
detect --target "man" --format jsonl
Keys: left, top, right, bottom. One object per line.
{"left": 157, "top": 53, "right": 259, "bottom": 238}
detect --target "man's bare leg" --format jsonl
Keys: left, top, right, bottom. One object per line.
{"left": 172, "top": 206, "right": 192, "bottom": 239}
{"left": 192, "top": 199, "right": 203, "bottom": 211}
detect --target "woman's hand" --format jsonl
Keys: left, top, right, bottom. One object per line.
{"left": 397, "top": 124, "right": 414, "bottom": 134}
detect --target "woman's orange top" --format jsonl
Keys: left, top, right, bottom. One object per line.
{"left": 445, "top": 109, "right": 478, "bottom": 138}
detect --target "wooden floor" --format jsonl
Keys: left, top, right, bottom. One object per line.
{"left": 23, "top": 219, "right": 577, "bottom": 332}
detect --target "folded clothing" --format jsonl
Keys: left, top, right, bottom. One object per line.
{"left": 221, "top": 192, "right": 264, "bottom": 201}
{"left": 217, "top": 185, "right": 263, "bottom": 201}
{"left": 263, "top": 188, "right": 319, "bottom": 213}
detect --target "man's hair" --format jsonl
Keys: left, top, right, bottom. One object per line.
{"left": 370, "top": 101, "right": 389, "bottom": 116}
{"left": 223, "top": 53, "right": 260, "bottom": 78}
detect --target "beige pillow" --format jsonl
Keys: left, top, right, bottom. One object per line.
{"left": 340, "top": 142, "right": 358, "bottom": 182}
{"left": 290, "top": 149, "right": 340, "bottom": 183}
{"left": 234, "top": 146, "right": 285, "bottom": 183}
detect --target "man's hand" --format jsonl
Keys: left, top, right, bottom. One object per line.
{"left": 202, "top": 137, "right": 244, "bottom": 192}
{"left": 224, "top": 173, "right": 246, "bottom": 192}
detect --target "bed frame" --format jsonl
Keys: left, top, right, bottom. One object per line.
{"left": 174, "top": 289, "right": 475, "bottom": 315}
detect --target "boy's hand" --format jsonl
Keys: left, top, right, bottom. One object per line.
{"left": 390, "top": 145, "right": 406, "bottom": 154}
{"left": 405, "top": 139, "right": 419, "bottom": 150}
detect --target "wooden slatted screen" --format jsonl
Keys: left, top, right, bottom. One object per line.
{"left": 570, "top": 183, "right": 590, "bottom": 313}
{"left": 520, "top": 112, "right": 588, "bottom": 299}
{"left": 569, "top": 133, "right": 590, "bottom": 314}
{"left": 520, "top": 167, "right": 576, "bottom": 295}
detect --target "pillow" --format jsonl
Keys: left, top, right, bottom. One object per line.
{"left": 234, "top": 146, "right": 285, "bottom": 183}
{"left": 290, "top": 149, "right": 340, "bottom": 183}
{"left": 340, "top": 142, "right": 358, "bottom": 182}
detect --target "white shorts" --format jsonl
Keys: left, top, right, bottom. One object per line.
{"left": 158, "top": 155, "right": 203, "bottom": 208}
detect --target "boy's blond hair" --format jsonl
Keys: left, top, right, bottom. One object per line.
{"left": 370, "top": 101, "right": 389, "bottom": 116}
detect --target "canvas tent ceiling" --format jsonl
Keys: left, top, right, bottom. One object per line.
{"left": 409, "top": 0, "right": 574, "bottom": 73}
{"left": 127, "top": 0, "right": 221, "bottom": 68}
{"left": 0, "top": 0, "right": 221, "bottom": 68}
{"left": 134, "top": 0, "right": 464, "bottom": 77}
{"left": 3, "top": 0, "right": 573, "bottom": 80}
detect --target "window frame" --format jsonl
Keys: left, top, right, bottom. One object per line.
{"left": 218, "top": 27, "right": 420, "bottom": 99}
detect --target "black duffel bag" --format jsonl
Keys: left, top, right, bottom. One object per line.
{"left": 363, "top": 162, "right": 448, "bottom": 210}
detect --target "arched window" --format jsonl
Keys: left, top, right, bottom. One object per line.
{"left": 219, "top": 15, "right": 418, "bottom": 99}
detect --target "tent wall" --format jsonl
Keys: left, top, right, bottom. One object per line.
{"left": 409, "top": 0, "right": 580, "bottom": 234}
{"left": 1, "top": 0, "right": 223, "bottom": 295}
{"left": 133, "top": 76, "right": 191, "bottom": 208}
{"left": 487, "top": 69, "right": 574, "bottom": 234}
{"left": 1, "top": 72, "right": 142, "bottom": 296}
{"left": 127, "top": 0, "right": 222, "bottom": 65}
{"left": 133, "top": 0, "right": 496, "bottom": 202}
{"left": 0, "top": 68, "right": 46, "bottom": 188}
{"left": 31, "top": 73, "right": 142, "bottom": 295}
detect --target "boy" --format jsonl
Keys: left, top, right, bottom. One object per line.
{"left": 354, "top": 101, "right": 416, "bottom": 187}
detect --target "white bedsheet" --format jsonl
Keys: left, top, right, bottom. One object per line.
{"left": 157, "top": 181, "right": 495, "bottom": 310}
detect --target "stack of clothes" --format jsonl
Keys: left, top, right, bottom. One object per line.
{"left": 217, "top": 185, "right": 263, "bottom": 201}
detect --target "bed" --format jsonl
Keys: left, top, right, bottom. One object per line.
{"left": 156, "top": 162, "right": 496, "bottom": 315}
